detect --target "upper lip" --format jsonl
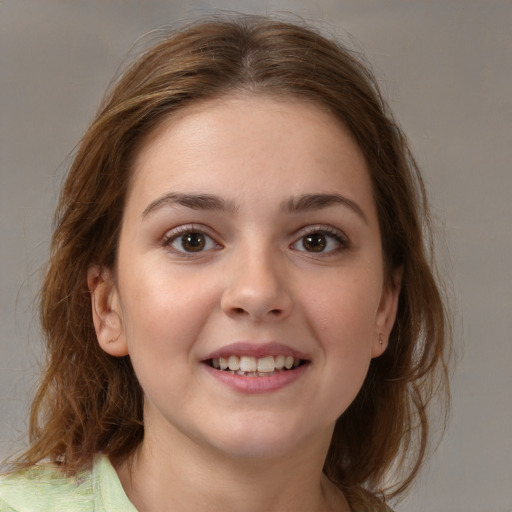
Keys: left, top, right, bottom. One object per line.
{"left": 203, "top": 341, "right": 310, "bottom": 361}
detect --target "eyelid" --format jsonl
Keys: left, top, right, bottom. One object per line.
{"left": 291, "top": 224, "right": 350, "bottom": 253}
{"left": 161, "top": 224, "right": 222, "bottom": 255}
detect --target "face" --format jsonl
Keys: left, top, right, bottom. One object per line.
{"left": 89, "top": 95, "right": 400, "bottom": 461}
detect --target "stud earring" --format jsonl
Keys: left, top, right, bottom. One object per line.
{"left": 379, "top": 335, "right": 383, "bottom": 345}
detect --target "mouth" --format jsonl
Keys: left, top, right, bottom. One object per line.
{"left": 206, "top": 355, "right": 307, "bottom": 377}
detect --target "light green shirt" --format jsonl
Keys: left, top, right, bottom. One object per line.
{"left": 0, "top": 455, "right": 137, "bottom": 511}
{"left": 1, "top": 455, "right": 395, "bottom": 512}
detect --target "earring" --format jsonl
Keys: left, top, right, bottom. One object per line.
{"left": 379, "top": 334, "right": 383, "bottom": 345}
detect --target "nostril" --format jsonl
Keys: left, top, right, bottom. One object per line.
{"left": 228, "top": 306, "right": 283, "bottom": 319}
{"left": 221, "top": 286, "right": 292, "bottom": 320}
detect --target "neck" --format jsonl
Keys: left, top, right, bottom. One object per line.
{"left": 114, "top": 422, "right": 350, "bottom": 512}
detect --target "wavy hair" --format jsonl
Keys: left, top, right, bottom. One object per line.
{"left": 14, "top": 15, "right": 450, "bottom": 506}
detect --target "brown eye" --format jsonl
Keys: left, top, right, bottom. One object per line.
{"left": 181, "top": 232, "right": 206, "bottom": 252}
{"left": 167, "top": 230, "right": 218, "bottom": 254}
{"left": 302, "top": 233, "right": 327, "bottom": 252}
{"left": 291, "top": 227, "right": 347, "bottom": 254}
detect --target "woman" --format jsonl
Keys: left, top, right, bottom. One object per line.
{"left": 0, "top": 15, "right": 450, "bottom": 511}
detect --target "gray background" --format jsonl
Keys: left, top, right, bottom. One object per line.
{"left": 1, "top": 1, "right": 511, "bottom": 511}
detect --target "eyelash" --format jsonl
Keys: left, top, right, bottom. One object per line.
{"left": 291, "top": 225, "right": 349, "bottom": 255}
{"left": 161, "top": 225, "right": 221, "bottom": 256}
{"left": 161, "top": 224, "right": 349, "bottom": 256}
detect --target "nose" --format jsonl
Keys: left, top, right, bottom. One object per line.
{"left": 220, "top": 249, "right": 292, "bottom": 322}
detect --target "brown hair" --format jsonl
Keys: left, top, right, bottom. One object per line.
{"left": 16, "top": 15, "right": 450, "bottom": 505}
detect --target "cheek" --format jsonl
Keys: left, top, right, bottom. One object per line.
{"left": 306, "top": 274, "right": 381, "bottom": 344}
{"left": 310, "top": 299, "right": 376, "bottom": 418}
{"left": 118, "top": 262, "right": 219, "bottom": 363}
{"left": 301, "top": 272, "right": 381, "bottom": 399}
{"left": 117, "top": 272, "right": 215, "bottom": 410}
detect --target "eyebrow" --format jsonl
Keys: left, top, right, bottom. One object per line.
{"left": 142, "top": 191, "right": 367, "bottom": 224}
{"left": 142, "top": 193, "right": 238, "bottom": 218}
{"left": 283, "top": 193, "right": 368, "bottom": 224}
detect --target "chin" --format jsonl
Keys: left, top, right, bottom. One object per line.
{"left": 213, "top": 434, "right": 297, "bottom": 461}
{"left": 203, "top": 415, "right": 321, "bottom": 462}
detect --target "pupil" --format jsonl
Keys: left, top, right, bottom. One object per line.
{"left": 303, "top": 234, "right": 326, "bottom": 252}
{"left": 183, "top": 233, "right": 205, "bottom": 252}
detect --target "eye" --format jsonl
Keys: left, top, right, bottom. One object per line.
{"left": 291, "top": 227, "right": 348, "bottom": 254}
{"left": 163, "top": 228, "right": 220, "bottom": 254}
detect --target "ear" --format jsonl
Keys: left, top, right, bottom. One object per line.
{"left": 371, "top": 267, "right": 403, "bottom": 358}
{"left": 87, "top": 265, "right": 128, "bottom": 357}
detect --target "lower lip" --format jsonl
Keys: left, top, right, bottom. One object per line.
{"left": 202, "top": 363, "right": 309, "bottom": 394}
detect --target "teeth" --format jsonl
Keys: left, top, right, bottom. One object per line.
{"left": 210, "top": 355, "right": 303, "bottom": 375}
{"left": 228, "top": 355, "right": 240, "bottom": 371}
{"left": 257, "top": 356, "right": 275, "bottom": 373}
{"left": 239, "top": 356, "right": 257, "bottom": 372}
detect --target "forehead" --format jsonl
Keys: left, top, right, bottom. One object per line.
{"left": 126, "top": 94, "right": 374, "bottom": 216}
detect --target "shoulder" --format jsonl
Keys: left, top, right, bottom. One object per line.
{"left": 0, "top": 462, "right": 93, "bottom": 511}
{"left": 0, "top": 455, "right": 136, "bottom": 512}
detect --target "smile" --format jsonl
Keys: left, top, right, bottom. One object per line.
{"left": 202, "top": 342, "right": 310, "bottom": 392}
{"left": 208, "top": 355, "right": 304, "bottom": 376}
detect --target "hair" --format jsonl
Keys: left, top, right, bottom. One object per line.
{"left": 13, "top": 14, "right": 450, "bottom": 507}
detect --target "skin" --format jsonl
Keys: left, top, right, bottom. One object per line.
{"left": 88, "top": 94, "right": 401, "bottom": 512}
